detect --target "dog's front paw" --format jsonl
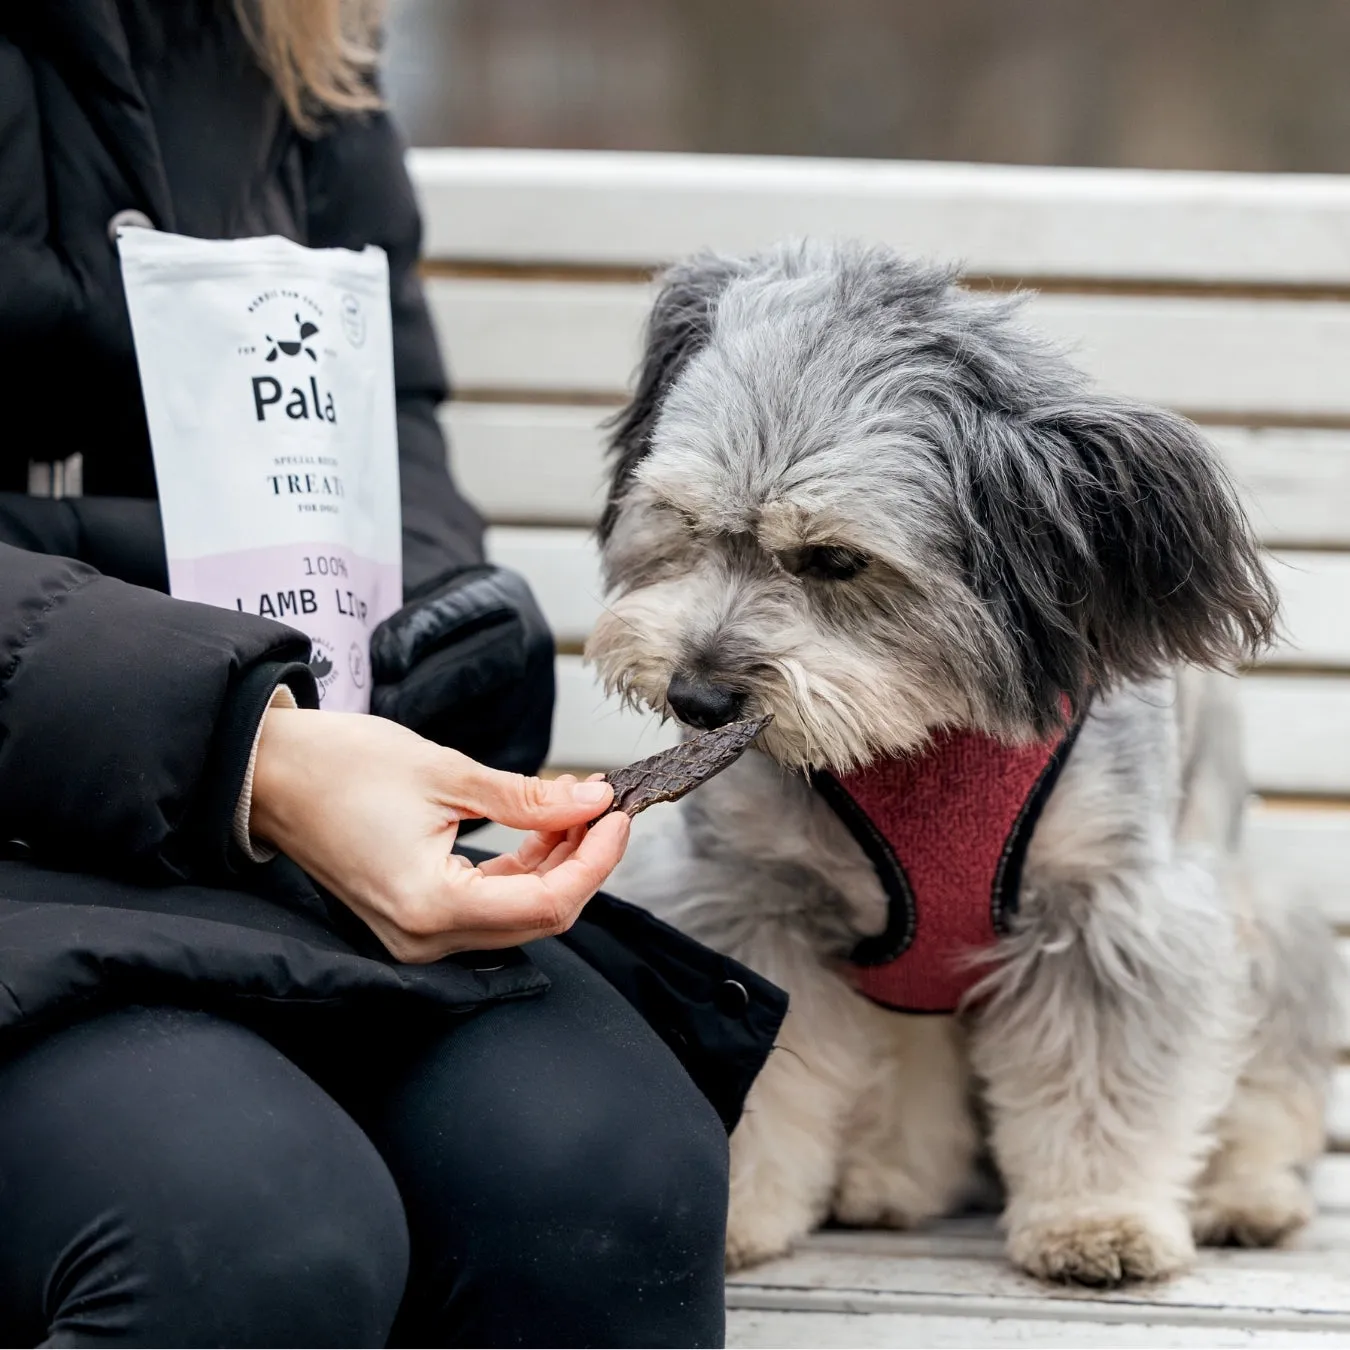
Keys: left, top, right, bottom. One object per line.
{"left": 832, "top": 1156, "right": 957, "bottom": 1230}
{"left": 1192, "top": 1169, "right": 1314, "bottom": 1248}
{"left": 725, "top": 1201, "right": 801, "bottom": 1272}
{"left": 1007, "top": 1201, "right": 1195, "bottom": 1286}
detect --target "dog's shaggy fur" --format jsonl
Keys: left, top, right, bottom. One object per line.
{"left": 587, "top": 241, "right": 1341, "bottom": 1285}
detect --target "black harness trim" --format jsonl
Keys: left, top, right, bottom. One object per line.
{"left": 810, "top": 769, "right": 917, "bottom": 968}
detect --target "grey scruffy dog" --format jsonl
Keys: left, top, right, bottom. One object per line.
{"left": 587, "top": 241, "right": 1340, "bottom": 1284}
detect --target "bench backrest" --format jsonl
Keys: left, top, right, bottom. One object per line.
{"left": 408, "top": 147, "right": 1350, "bottom": 1133}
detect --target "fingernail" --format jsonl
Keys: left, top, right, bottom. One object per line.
{"left": 570, "top": 782, "right": 610, "bottom": 804}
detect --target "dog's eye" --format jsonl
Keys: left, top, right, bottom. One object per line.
{"left": 783, "top": 545, "right": 870, "bottom": 581}
{"left": 657, "top": 501, "right": 701, "bottom": 532}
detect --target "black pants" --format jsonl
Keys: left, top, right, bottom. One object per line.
{"left": 0, "top": 940, "right": 729, "bottom": 1348}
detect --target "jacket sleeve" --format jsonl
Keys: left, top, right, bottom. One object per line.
{"left": 0, "top": 36, "right": 71, "bottom": 351}
{"left": 0, "top": 36, "right": 82, "bottom": 491}
{"left": 301, "top": 109, "right": 486, "bottom": 595}
{"left": 0, "top": 543, "right": 318, "bottom": 882}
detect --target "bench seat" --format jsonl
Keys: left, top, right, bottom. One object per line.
{"left": 409, "top": 147, "right": 1350, "bottom": 1345}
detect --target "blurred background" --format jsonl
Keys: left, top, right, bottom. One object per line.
{"left": 385, "top": 0, "right": 1350, "bottom": 172}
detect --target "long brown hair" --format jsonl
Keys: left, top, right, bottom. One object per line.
{"left": 233, "top": 0, "right": 386, "bottom": 132}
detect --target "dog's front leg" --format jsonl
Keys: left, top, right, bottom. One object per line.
{"left": 833, "top": 1009, "right": 980, "bottom": 1230}
{"left": 723, "top": 931, "right": 873, "bottom": 1270}
{"left": 969, "top": 858, "right": 1244, "bottom": 1286}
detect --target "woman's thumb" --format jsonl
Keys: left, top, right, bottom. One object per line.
{"left": 451, "top": 761, "right": 613, "bottom": 830}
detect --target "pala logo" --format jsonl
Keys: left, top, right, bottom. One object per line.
{"left": 265, "top": 314, "right": 319, "bottom": 363}
{"left": 251, "top": 311, "right": 336, "bottom": 424}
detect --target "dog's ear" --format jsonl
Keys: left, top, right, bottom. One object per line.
{"left": 960, "top": 399, "right": 1279, "bottom": 732}
{"left": 599, "top": 255, "right": 745, "bottom": 541}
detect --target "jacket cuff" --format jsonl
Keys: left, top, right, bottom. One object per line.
{"left": 196, "top": 658, "right": 319, "bottom": 876}
{"left": 232, "top": 684, "right": 299, "bottom": 863}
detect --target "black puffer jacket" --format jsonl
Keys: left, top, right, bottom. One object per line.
{"left": 0, "top": 0, "right": 784, "bottom": 1131}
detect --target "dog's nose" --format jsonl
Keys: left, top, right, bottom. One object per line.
{"left": 666, "top": 673, "right": 746, "bottom": 730}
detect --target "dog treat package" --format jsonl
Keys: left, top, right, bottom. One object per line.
{"left": 119, "top": 229, "right": 402, "bottom": 711}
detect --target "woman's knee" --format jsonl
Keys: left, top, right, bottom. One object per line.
{"left": 0, "top": 1006, "right": 408, "bottom": 1347}
{"left": 376, "top": 943, "right": 730, "bottom": 1344}
{"left": 384, "top": 943, "right": 730, "bottom": 1260}
{"left": 519, "top": 941, "right": 730, "bottom": 1268}
{"left": 454, "top": 1072, "right": 728, "bottom": 1346}
{"left": 570, "top": 1098, "right": 729, "bottom": 1295}
{"left": 390, "top": 1080, "right": 728, "bottom": 1347}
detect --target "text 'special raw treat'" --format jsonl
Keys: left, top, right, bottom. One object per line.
{"left": 600, "top": 716, "right": 773, "bottom": 818}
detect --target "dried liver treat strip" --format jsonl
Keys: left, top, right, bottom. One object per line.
{"left": 599, "top": 715, "right": 774, "bottom": 818}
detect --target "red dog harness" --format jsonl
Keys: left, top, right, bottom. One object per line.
{"left": 813, "top": 716, "right": 1082, "bottom": 1014}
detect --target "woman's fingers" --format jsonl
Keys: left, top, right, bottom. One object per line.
{"left": 362, "top": 816, "right": 629, "bottom": 963}
{"left": 474, "top": 807, "right": 588, "bottom": 879}
{"left": 445, "top": 753, "right": 613, "bottom": 831}
{"left": 534, "top": 824, "right": 587, "bottom": 875}
{"left": 357, "top": 910, "right": 557, "bottom": 963}
{"left": 439, "top": 812, "right": 629, "bottom": 936}
{"left": 475, "top": 828, "right": 567, "bottom": 877}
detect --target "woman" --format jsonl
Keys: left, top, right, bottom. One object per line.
{"left": 0, "top": 3, "right": 785, "bottom": 1346}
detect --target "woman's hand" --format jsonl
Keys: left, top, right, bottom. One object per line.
{"left": 249, "top": 707, "right": 630, "bottom": 963}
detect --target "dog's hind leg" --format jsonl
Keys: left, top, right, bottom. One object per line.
{"left": 1174, "top": 670, "right": 1337, "bottom": 1246}
{"left": 1191, "top": 884, "right": 1338, "bottom": 1247}
{"left": 833, "top": 1011, "right": 980, "bottom": 1230}
{"left": 1191, "top": 1067, "right": 1323, "bottom": 1248}
{"left": 969, "top": 855, "right": 1245, "bottom": 1286}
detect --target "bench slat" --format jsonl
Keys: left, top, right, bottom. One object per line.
{"left": 475, "top": 802, "right": 1350, "bottom": 930}
{"left": 725, "top": 1227, "right": 1350, "bottom": 1319}
{"left": 486, "top": 525, "right": 1350, "bottom": 670}
{"left": 452, "top": 405, "right": 1350, "bottom": 549}
{"left": 1273, "top": 556, "right": 1350, "bottom": 667}
{"left": 545, "top": 652, "right": 1350, "bottom": 1051}
{"left": 723, "top": 1184, "right": 1350, "bottom": 1346}
{"left": 429, "top": 278, "right": 1350, "bottom": 418}
{"left": 1223, "top": 428, "right": 1350, "bottom": 550}
{"left": 410, "top": 149, "right": 1350, "bottom": 286}
{"left": 429, "top": 278, "right": 648, "bottom": 395}
{"left": 1247, "top": 805, "right": 1350, "bottom": 927}
{"left": 447, "top": 405, "right": 608, "bottom": 525}
{"left": 547, "top": 655, "right": 1350, "bottom": 797}
{"left": 798, "top": 1213, "right": 1350, "bottom": 1259}
{"left": 727, "top": 1308, "right": 1350, "bottom": 1348}
{"left": 550, "top": 653, "right": 678, "bottom": 766}
{"left": 1243, "top": 678, "right": 1350, "bottom": 795}
{"left": 726, "top": 1194, "right": 1350, "bottom": 1345}
{"left": 481, "top": 792, "right": 1350, "bottom": 1017}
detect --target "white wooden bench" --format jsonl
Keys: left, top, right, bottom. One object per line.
{"left": 408, "top": 148, "right": 1350, "bottom": 1346}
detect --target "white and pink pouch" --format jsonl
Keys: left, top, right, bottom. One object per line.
{"left": 119, "top": 229, "right": 402, "bottom": 711}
